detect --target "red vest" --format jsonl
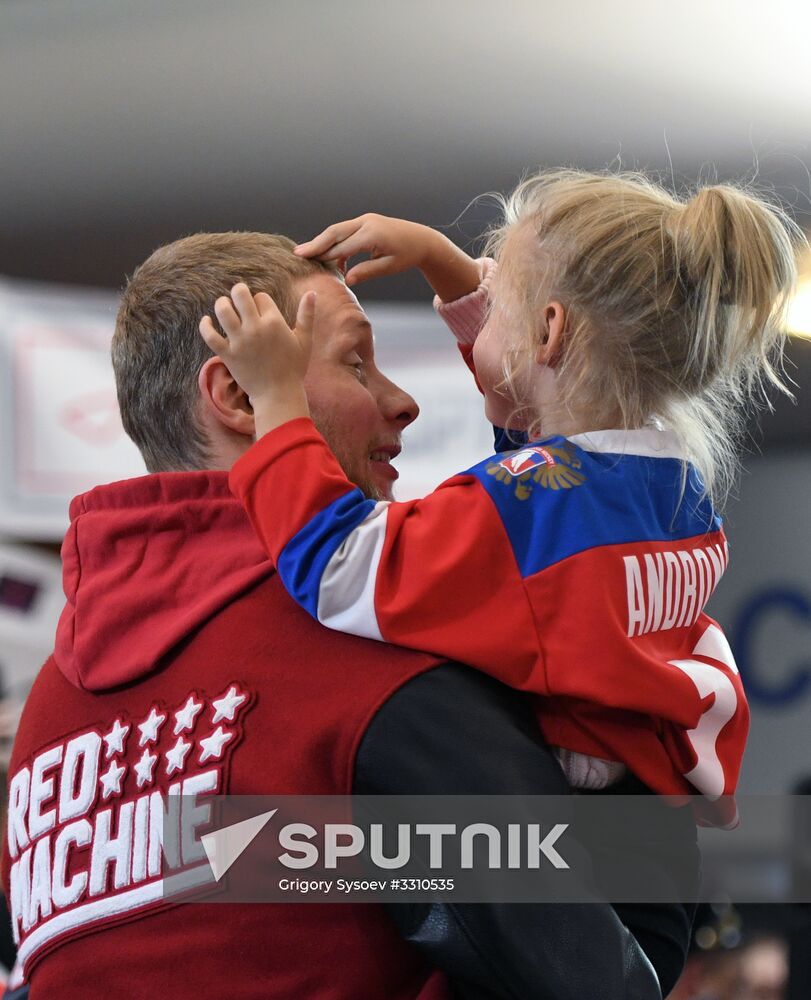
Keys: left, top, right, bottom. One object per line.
{"left": 3, "top": 568, "right": 446, "bottom": 998}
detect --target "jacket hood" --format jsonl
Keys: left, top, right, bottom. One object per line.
{"left": 54, "top": 471, "right": 275, "bottom": 691}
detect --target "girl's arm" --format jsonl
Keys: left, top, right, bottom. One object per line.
{"left": 228, "top": 416, "right": 542, "bottom": 691}
{"left": 432, "top": 256, "right": 495, "bottom": 349}
{"left": 294, "top": 214, "right": 481, "bottom": 303}
{"left": 432, "top": 260, "right": 529, "bottom": 452}
{"left": 296, "top": 212, "right": 496, "bottom": 361}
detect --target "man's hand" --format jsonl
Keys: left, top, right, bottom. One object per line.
{"left": 294, "top": 214, "right": 481, "bottom": 303}
{"left": 199, "top": 283, "right": 316, "bottom": 435}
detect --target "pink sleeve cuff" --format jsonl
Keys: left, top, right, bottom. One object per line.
{"left": 432, "top": 258, "right": 496, "bottom": 346}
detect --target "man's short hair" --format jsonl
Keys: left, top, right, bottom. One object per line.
{"left": 112, "top": 232, "right": 335, "bottom": 472}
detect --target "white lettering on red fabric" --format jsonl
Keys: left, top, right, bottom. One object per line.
{"left": 6, "top": 683, "right": 252, "bottom": 979}
{"left": 625, "top": 541, "right": 729, "bottom": 637}
{"left": 669, "top": 625, "right": 740, "bottom": 798}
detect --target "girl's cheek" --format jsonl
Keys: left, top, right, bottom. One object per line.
{"left": 473, "top": 330, "right": 499, "bottom": 387}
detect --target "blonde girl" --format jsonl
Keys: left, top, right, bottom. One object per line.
{"left": 200, "top": 170, "right": 801, "bottom": 823}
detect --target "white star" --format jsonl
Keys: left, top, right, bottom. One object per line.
{"left": 211, "top": 686, "right": 247, "bottom": 725}
{"left": 103, "top": 718, "right": 130, "bottom": 758}
{"left": 165, "top": 736, "right": 192, "bottom": 776}
{"left": 198, "top": 726, "right": 234, "bottom": 764}
{"left": 134, "top": 748, "right": 158, "bottom": 788}
{"left": 174, "top": 694, "right": 203, "bottom": 736}
{"left": 138, "top": 707, "right": 167, "bottom": 747}
{"left": 99, "top": 759, "right": 126, "bottom": 799}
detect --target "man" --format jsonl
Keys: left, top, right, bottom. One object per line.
{"left": 2, "top": 233, "right": 682, "bottom": 998}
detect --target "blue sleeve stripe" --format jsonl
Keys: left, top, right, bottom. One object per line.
{"left": 276, "top": 488, "right": 378, "bottom": 619}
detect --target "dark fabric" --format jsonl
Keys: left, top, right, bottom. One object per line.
{"left": 2, "top": 987, "right": 29, "bottom": 1000}
{"left": 0, "top": 896, "right": 16, "bottom": 977}
{"left": 356, "top": 664, "right": 698, "bottom": 999}
{"left": 492, "top": 426, "right": 528, "bottom": 453}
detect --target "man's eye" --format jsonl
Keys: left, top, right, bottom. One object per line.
{"left": 347, "top": 360, "right": 366, "bottom": 380}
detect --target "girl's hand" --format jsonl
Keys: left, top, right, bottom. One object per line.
{"left": 295, "top": 214, "right": 481, "bottom": 302}
{"left": 199, "top": 283, "right": 316, "bottom": 434}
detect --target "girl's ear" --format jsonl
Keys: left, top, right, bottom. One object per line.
{"left": 536, "top": 302, "right": 566, "bottom": 369}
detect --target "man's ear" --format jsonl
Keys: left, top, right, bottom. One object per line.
{"left": 197, "top": 356, "right": 255, "bottom": 437}
{"left": 535, "top": 301, "right": 566, "bottom": 369}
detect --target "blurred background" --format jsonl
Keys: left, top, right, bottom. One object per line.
{"left": 1, "top": 1, "right": 810, "bottom": 995}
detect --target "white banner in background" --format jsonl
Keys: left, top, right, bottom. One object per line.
{"left": 0, "top": 276, "right": 145, "bottom": 539}
{"left": 0, "top": 278, "right": 493, "bottom": 541}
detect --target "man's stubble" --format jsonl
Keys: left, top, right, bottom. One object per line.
{"left": 309, "top": 406, "right": 387, "bottom": 503}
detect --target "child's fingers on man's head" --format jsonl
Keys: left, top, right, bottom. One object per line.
{"left": 294, "top": 219, "right": 361, "bottom": 258}
{"left": 294, "top": 222, "right": 344, "bottom": 256}
{"left": 199, "top": 315, "right": 227, "bottom": 351}
{"left": 345, "top": 256, "right": 396, "bottom": 286}
{"left": 294, "top": 291, "right": 317, "bottom": 340}
{"left": 301, "top": 227, "right": 374, "bottom": 266}
{"left": 230, "top": 283, "right": 260, "bottom": 322}
{"left": 296, "top": 290, "right": 317, "bottom": 319}
{"left": 253, "top": 291, "right": 283, "bottom": 320}
{"left": 214, "top": 296, "right": 241, "bottom": 334}
{"left": 315, "top": 230, "right": 370, "bottom": 262}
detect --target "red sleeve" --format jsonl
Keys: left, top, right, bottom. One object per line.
{"left": 230, "top": 419, "right": 544, "bottom": 692}
{"left": 375, "top": 478, "right": 543, "bottom": 690}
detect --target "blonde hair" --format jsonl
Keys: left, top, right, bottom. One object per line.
{"left": 485, "top": 169, "right": 804, "bottom": 506}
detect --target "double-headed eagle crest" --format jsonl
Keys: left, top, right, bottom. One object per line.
{"left": 486, "top": 444, "right": 586, "bottom": 500}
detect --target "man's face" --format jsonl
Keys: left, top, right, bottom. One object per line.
{"left": 296, "top": 273, "right": 419, "bottom": 501}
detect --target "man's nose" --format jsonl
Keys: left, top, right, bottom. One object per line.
{"left": 379, "top": 377, "right": 419, "bottom": 428}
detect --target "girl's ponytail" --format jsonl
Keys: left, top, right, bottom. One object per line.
{"left": 669, "top": 185, "right": 797, "bottom": 393}
{"left": 484, "top": 170, "right": 804, "bottom": 506}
